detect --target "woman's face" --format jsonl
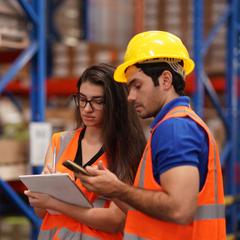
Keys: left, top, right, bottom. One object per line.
{"left": 78, "top": 82, "right": 105, "bottom": 128}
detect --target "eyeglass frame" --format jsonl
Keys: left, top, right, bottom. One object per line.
{"left": 73, "top": 93, "right": 105, "bottom": 111}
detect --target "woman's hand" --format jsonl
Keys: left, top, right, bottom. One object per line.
{"left": 41, "top": 163, "right": 55, "bottom": 174}
{"left": 42, "top": 163, "right": 61, "bottom": 174}
{"left": 24, "top": 190, "right": 55, "bottom": 209}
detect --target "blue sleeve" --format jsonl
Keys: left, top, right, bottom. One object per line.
{"left": 151, "top": 117, "right": 208, "bottom": 189}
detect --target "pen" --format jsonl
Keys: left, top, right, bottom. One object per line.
{"left": 53, "top": 147, "right": 56, "bottom": 173}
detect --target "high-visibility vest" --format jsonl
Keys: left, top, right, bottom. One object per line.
{"left": 38, "top": 129, "right": 122, "bottom": 240}
{"left": 124, "top": 106, "right": 226, "bottom": 240}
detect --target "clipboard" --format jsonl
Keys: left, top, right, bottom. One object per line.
{"left": 19, "top": 173, "right": 93, "bottom": 208}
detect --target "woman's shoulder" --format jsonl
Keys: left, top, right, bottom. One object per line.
{"left": 52, "top": 128, "right": 82, "bottom": 140}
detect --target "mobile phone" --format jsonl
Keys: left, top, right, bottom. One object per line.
{"left": 62, "top": 160, "right": 90, "bottom": 176}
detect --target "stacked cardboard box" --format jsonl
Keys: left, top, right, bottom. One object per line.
{"left": 0, "top": 98, "right": 29, "bottom": 180}
{"left": 54, "top": 0, "right": 83, "bottom": 40}
{"left": 88, "top": 0, "right": 134, "bottom": 47}
{"left": 52, "top": 41, "right": 121, "bottom": 78}
{"left": 46, "top": 105, "right": 76, "bottom": 132}
{"left": 0, "top": 139, "right": 29, "bottom": 180}
{"left": 0, "top": 1, "right": 28, "bottom": 49}
{"left": 144, "top": 0, "right": 227, "bottom": 76}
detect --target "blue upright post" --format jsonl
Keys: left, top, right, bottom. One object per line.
{"left": 31, "top": 0, "right": 46, "bottom": 175}
{"left": 82, "top": 0, "right": 89, "bottom": 40}
{"left": 193, "top": 0, "right": 240, "bottom": 235}
{"left": 31, "top": 0, "right": 46, "bottom": 123}
{"left": 46, "top": 0, "right": 64, "bottom": 76}
{"left": 0, "top": 1, "right": 47, "bottom": 239}
{"left": 193, "top": 0, "right": 204, "bottom": 117}
{"left": 226, "top": 0, "right": 238, "bottom": 234}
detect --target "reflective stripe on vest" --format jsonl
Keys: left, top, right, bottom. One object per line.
{"left": 123, "top": 232, "right": 145, "bottom": 240}
{"left": 194, "top": 204, "right": 225, "bottom": 220}
{"left": 138, "top": 149, "right": 147, "bottom": 188}
{"left": 58, "top": 227, "right": 99, "bottom": 240}
{"left": 56, "top": 131, "right": 75, "bottom": 163}
{"left": 136, "top": 108, "right": 224, "bottom": 221}
{"left": 57, "top": 131, "right": 107, "bottom": 210}
{"left": 38, "top": 228, "right": 58, "bottom": 240}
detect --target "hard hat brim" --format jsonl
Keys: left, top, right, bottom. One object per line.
{"left": 114, "top": 57, "right": 195, "bottom": 83}
{"left": 114, "top": 59, "right": 139, "bottom": 83}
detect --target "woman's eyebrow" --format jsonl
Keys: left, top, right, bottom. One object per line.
{"left": 79, "top": 93, "right": 104, "bottom": 99}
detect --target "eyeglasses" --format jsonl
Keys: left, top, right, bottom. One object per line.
{"left": 73, "top": 93, "right": 105, "bottom": 111}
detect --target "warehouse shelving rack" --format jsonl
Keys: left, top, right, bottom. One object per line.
{"left": 193, "top": 0, "right": 240, "bottom": 237}
{"left": 0, "top": 0, "right": 240, "bottom": 239}
{"left": 0, "top": 0, "right": 46, "bottom": 238}
{"left": 134, "top": 0, "right": 240, "bottom": 237}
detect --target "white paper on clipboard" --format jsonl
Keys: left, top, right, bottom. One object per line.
{"left": 19, "top": 173, "right": 93, "bottom": 209}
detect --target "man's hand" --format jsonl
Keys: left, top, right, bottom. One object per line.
{"left": 76, "top": 161, "right": 125, "bottom": 198}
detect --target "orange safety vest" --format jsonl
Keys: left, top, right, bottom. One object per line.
{"left": 124, "top": 106, "right": 226, "bottom": 240}
{"left": 38, "top": 129, "right": 122, "bottom": 240}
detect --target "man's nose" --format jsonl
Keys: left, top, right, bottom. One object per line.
{"left": 127, "top": 89, "right": 136, "bottom": 102}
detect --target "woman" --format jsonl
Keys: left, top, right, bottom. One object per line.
{"left": 25, "top": 64, "right": 146, "bottom": 239}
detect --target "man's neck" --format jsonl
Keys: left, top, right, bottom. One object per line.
{"left": 160, "top": 93, "right": 180, "bottom": 111}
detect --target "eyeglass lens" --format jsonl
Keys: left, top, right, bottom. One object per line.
{"left": 73, "top": 94, "right": 104, "bottom": 110}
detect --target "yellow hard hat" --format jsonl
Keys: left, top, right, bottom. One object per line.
{"left": 114, "top": 31, "right": 195, "bottom": 83}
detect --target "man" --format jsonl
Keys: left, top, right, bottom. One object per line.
{"left": 79, "top": 31, "right": 226, "bottom": 239}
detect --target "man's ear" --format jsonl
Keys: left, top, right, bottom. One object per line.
{"left": 161, "top": 70, "right": 173, "bottom": 89}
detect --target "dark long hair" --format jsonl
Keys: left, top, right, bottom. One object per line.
{"left": 75, "top": 63, "right": 146, "bottom": 183}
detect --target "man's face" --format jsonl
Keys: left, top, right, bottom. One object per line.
{"left": 126, "top": 65, "right": 163, "bottom": 119}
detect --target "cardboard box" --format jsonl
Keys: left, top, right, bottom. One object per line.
{"left": 0, "top": 139, "right": 27, "bottom": 165}
{"left": 0, "top": 163, "right": 29, "bottom": 180}
{"left": 152, "top": 0, "right": 227, "bottom": 76}
{"left": 46, "top": 106, "right": 75, "bottom": 131}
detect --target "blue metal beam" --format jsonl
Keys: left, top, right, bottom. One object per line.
{"left": 193, "top": 0, "right": 204, "bottom": 117}
{"left": 82, "top": 0, "right": 89, "bottom": 39}
{"left": 224, "top": 0, "right": 239, "bottom": 234}
{"left": 202, "top": 6, "right": 231, "bottom": 57}
{"left": 30, "top": 0, "right": 46, "bottom": 122}
{"left": 193, "top": 0, "right": 240, "bottom": 234}
{"left": 0, "top": 43, "right": 37, "bottom": 92}
{"left": 46, "top": 0, "right": 66, "bottom": 77}
{"left": 18, "top": 0, "right": 39, "bottom": 25}
{"left": 220, "top": 141, "right": 231, "bottom": 166}
{"left": 0, "top": 1, "right": 47, "bottom": 238}
{"left": 47, "top": 0, "right": 64, "bottom": 41}
{"left": 0, "top": 179, "right": 41, "bottom": 228}
{"left": 202, "top": 73, "right": 229, "bottom": 131}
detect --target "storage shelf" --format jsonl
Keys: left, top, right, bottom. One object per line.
{"left": 5, "top": 75, "right": 225, "bottom": 96}
{"left": 186, "top": 74, "right": 225, "bottom": 93}
{"left": 0, "top": 50, "right": 21, "bottom": 63}
{"left": 5, "top": 77, "right": 78, "bottom": 96}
